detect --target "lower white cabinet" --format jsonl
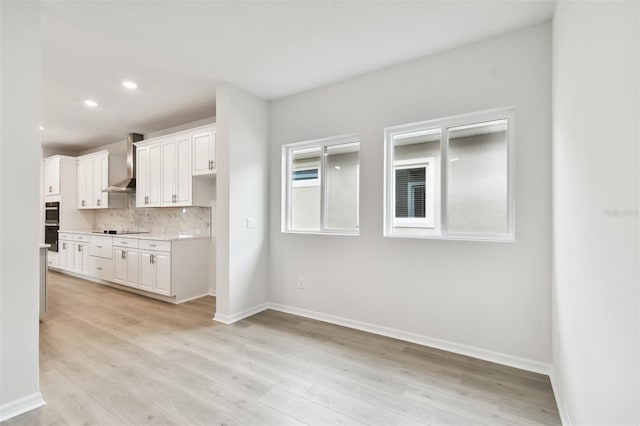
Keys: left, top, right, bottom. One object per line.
{"left": 74, "top": 243, "right": 90, "bottom": 275}
{"left": 139, "top": 250, "right": 171, "bottom": 296}
{"left": 113, "top": 247, "right": 139, "bottom": 288}
{"left": 53, "top": 232, "right": 209, "bottom": 303}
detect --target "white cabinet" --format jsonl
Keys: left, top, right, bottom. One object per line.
{"left": 161, "top": 136, "right": 192, "bottom": 206}
{"left": 58, "top": 239, "right": 74, "bottom": 270}
{"left": 139, "top": 248, "right": 171, "bottom": 296}
{"left": 136, "top": 143, "right": 162, "bottom": 207}
{"left": 73, "top": 243, "right": 90, "bottom": 275}
{"left": 114, "top": 248, "right": 139, "bottom": 288}
{"left": 44, "top": 157, "right": 61, "bottom": 196}
{"left": 77, "top": 151, "right": 125, "bottom": 209}
{"left": 135, "top": 124, "right": 213, "bottom": 208}
{"left": 113, "top": 238, "right": 139, "bottom": 288}
{"left": 192, "top": 129, "right": 216, "bottom": 176}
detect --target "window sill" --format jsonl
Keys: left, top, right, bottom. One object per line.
{"left": 384, "top": 233, "right": 514, "bottom": 243}
{"left": 282, "top": 230, "right": 360, "bottom": 237}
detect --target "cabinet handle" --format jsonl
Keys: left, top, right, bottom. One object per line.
{"left": 145, "top": 195, "right": 149, "bottom": 204}
{"left": 96, "top": 267, "right": 102, "bottom": 271}
{"left": 122, "top": 251, "right": 126, "bottom": 260}
{"left": 62, "top": 243, "right": 66, "bottom": 250}
{"left": 151, "top": 254, "right": 155, "bottom": 264}
{"left": 97, "top": 199, "right": 101, "bottom": 206}
{"left": 96, "top": 245, "right": 102, "bottom": 248}
{"left": 149, "top": 244, "right": 156, "bottom": 247}
{"left": 172, "top": 194, "right": 176, "bottom": 203}
{"left": 78, "top": 245, "right": 81, "bottom": 252}
{"left": 81, "top": 200, "right": 85, "bottom": 207}
{"left": 49, "top": 186, "right": 52, "bottom": 193}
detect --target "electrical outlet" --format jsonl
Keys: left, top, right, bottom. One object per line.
{"left": 246, "top": 217, "right": 256, "bottom": 228}
{"left": 297, "top": 277, "right": 304, "bottom": 289}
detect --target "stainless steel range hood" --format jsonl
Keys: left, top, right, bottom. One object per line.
{"left": 104, "top": 133, "right": 144, "bottom": 193}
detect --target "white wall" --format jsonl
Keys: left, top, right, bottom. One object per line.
{"left": 269, "top": 23, "right": 552, "bottom": 368}
{"left": 0, "top": 1, "right": 46, "bottom": 420}
{"left": 552, "top": 2, "right": 639, "bottom": 424}
{"left": 215, "top": 84, "right": 270, "bottom": 322}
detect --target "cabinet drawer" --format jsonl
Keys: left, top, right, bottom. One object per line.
{"left": 72, "top": 233, "right": 90, "bottom": 243}
{"left": 90, "top": 235, "right": 113, "bottom": 258}
{"left": 138, "top": 239, "right": 171, "bottom": 252}
{"left": 113, "top": 237, "right": 139, "bottom": 248}
{"left": 90, "top": 256, "right": 113, "bottom": 281}
{"left": 58, "top": 232, "right": 73, "bottom": 241}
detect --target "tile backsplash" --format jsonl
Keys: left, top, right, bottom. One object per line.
{"left": 94, "top": 195, "right": 211, "bottom": 235}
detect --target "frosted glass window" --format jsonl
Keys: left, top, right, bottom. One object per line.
{"left": 391, "top": 129, "right": 439, "bottom": 228}
{"left": 290, "top": 147, "right": 321, "bottom": 232}
{"left": 384, "top": 108, "right": 513, "bottom": 241}
{"left": 284, "top": 136, "right": 360, "bottom": 235}
{"left": 447, "top": 120, "right": 508, "bottom": 234}
{"left": 325, "top": 143, "right": 359, "bottom": 231}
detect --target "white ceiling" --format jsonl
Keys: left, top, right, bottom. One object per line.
{"left": 42, "top": 0, "right": 555, "bottom": 150}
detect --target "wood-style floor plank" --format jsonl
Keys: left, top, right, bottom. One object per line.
{"left": 3, "top": 272, "right": 560, "bottom": 425}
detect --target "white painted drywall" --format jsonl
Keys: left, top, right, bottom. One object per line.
{"left": 215, "top": 84, "right": 270, "bottom": 320}
{"left": 269, "top": 23, "right": 552, "bottom": 365}
{"left": 552, "top": 1, "right": 639, "bottom": 424}
{"left": 0, "top": 0, "right": 45, "bottom": 419}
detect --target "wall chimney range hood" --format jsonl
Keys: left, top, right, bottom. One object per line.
{"left": 104, "top": 133, "right": 144, "bottom": 193}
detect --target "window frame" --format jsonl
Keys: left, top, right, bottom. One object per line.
{"left": 282, "top": 134, "right": 360, "bottom": 236}
{"left": 392, "top": 157, "right": 435, "bottom": 229}
{"left": 384, "top": 107, "right": 515, "bottom": 242}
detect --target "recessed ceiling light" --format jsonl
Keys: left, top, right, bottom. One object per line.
{"left": 39, "top": 125, "right": 45, "bottom": 131}
{"left": 334, "top": 165, "right": 341, "bottom": 170}
{"left": 122, "top": 81, "right": 138, "bottom": 89}
{"left": 84, "top": 99, "right": 98, "bottom": 108}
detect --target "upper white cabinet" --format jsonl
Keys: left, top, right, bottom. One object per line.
{"left": 192, "top": 128, "right": 216, "bottom": 176}
{"left": 136, "top": 143, "right": 162, "bottom": 207}
{"left": 161, "top": 135, "right": 192, "bottom": 206}
{"left": 77, "top": 151, "right": 125, "bottom": 209}
{"left": 44, "top": 156, "right": 61, "bottom": 196}
{"left": 135, "top": 124, "right": 214, "bottom": 208}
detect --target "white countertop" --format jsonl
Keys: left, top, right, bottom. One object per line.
{"left": 58, "top": 230, "right": 210, "bottom": 241}
{"left": 40, "top": 243, "right": 51, "bottom": 249}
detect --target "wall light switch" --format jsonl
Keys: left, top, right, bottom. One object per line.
{"left": 246, "top": 217, "right": 256, "bottom": 228}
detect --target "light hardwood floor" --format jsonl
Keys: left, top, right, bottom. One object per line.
{"left": 4, "top": 272, "right": 560, "bottom": 426}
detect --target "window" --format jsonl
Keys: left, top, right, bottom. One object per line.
{"left": 283, "top": 135, "right": 360, "bottom": 235}
{"left": 384, "top": 108, "right": 514, "bottom": 241}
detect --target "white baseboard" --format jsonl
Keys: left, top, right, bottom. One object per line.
{"left": 268, "top": 302, "right": 551, "bottom": 375}
{"left": 549, "top": 366, "right": 571, "bottom": 425}
{"left": 0, "top": 392, "right": 46, "bottom": 422}
{"left": 213, "top": 302, "right": 269, "bottom": 324}
{"left": 208, "top": 289, "right": 216, "bottom": 297}
{"left": 176, "top": 293, "right": 212, "bottom": 304}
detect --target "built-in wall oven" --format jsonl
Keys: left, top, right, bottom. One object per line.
{"left": 44, "top": 202, "right": 59, "bottom": 252}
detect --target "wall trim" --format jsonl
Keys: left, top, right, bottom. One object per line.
{"left": 268, "top": 302, "right": 551, "bottom": 375}
{"left": 208, "top": 289, "right": 216, "bottom": 297}
{"left": 0, "top": 392, "right": 46, "bottom": 422}
{"left": 213, "top": 303, "right": 269, "bottom": 324}
{"left": 549, "top": 366, "right": 571, "bottom": 425}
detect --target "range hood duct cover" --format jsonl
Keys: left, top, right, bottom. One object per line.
{"left": 104, "top": 133, "right": 144, "bottom": 193}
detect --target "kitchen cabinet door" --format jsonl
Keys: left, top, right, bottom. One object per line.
{"left": 148, "top": 144, "right": 162, "bottom": 206}
{"left": 77, "top": 160, "right": 94, "bottom": 208}
{"left": 136, "top": 147, "right": 149, "bottom": 207}
{"left": 58, "top": 241, "right": 69, "bottom": 269}
{"left": 74, "top": 243, "right": 90, "bottom": 274}
{"left": 58, "top": 241, "right": 76, "bottom": 270}
{"left": 44, "top": 158, "right": 60, "bottom": 196}
{"left": 154, "top": 252, "right": 171, "bottom": 296}
{"left": 175, "top": 136, "right": 192, "bottom": 205}
{"left": 125, "top": 250, "right": 139, "bottom": 287}
{"left": 161, "top": 140, "right": 176, "bottom": 205}
{"left": 94, "top": 156, "right": 109, "bottom": 208}
{"left": 114, "top": 248, "right": 127, "bottom": 283}
{"left": 139, "top": 251, "right": 154, "bottom": 292}
{"left": 192, "top": 130, "right": 215, "bottom": 176}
